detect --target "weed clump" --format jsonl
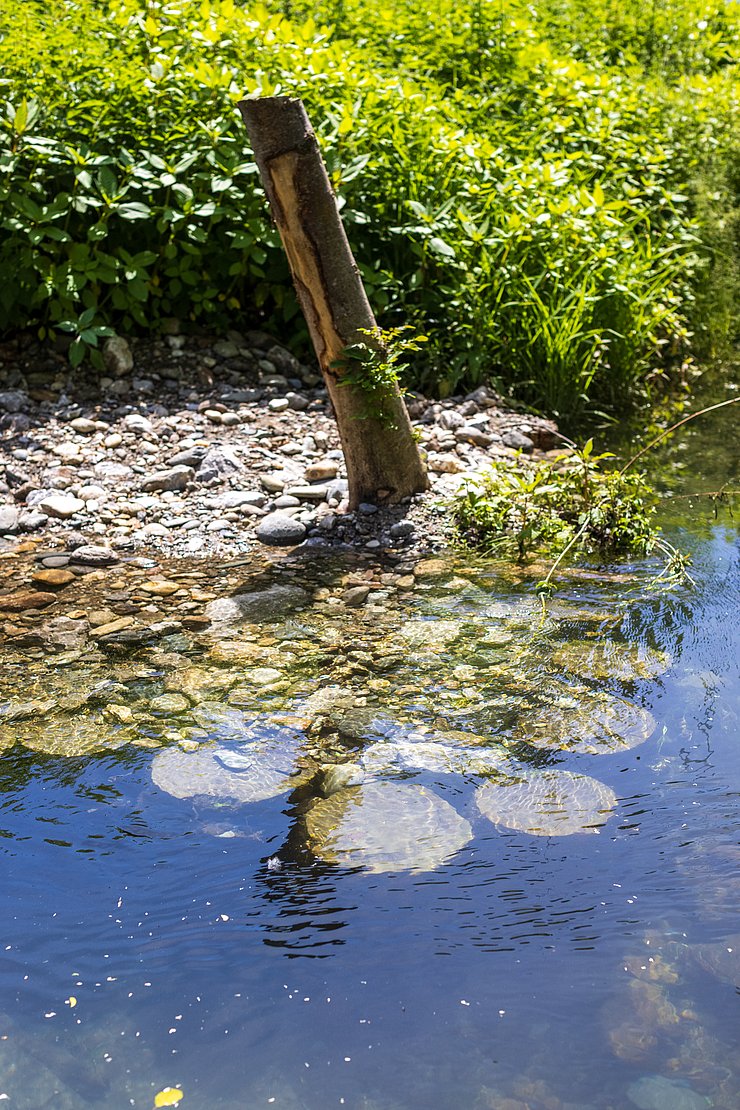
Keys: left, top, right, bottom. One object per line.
{"left": 454, "top": 441, "right": 659, "bottom": 561}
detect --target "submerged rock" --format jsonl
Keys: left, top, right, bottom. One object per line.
{"left": 627, "top": 1074, "right": 709, "bottom": 1110}
{"left": 12, "top": 714, "right": 133, "bottom": 756}
{"left": 550, "top": 639, "right": 671, "bottom": 683}
{"left": 205, "top": 584, "right": 307, "bottom": 626}
{"left": 151, "top": 732, "right": 309, "bottom": 804}
{"left": 689, "top": 932, "right": 740, "bottom": 989}
{"left": 305, "top": 781, "right": 473, "bottom": 873}
{"left": 359, "top": 737, "right": 510, "bottom": 778}
{"left": 476, "top": 767, "right": 618, "bottom": 836}
{"left": 514, "top": 687, "right": 656, "bottom": 755}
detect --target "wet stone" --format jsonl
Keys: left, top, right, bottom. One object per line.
{"left": 150, "top": 693, "right": 191, "bottom": 714}
{"left": 0, "top": 590, "right": 57, "bottom": 612}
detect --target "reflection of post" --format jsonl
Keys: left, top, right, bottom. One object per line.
{"left": 238, "top": 96, "right": 428, "bottom": 509}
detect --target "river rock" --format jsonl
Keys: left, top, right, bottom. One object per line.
{"left": 89, "top": 616, "right": 136, "bottom": 637}
{"left": 502, "top": 428, "right": 534, "bottom": 452}
{"left": 32, "top": 568, "right": 76, "bottom": 588}
{"left": 255, "top": 512, "right": 306, "bottom": 546}
{"left": 167, "top": 445, "right": 208, "bottom": 468}
{"left": 626, "top": 1075, "right": 709, "bottom": 1110}
{"left": 68, "top": 544, "right": 119, "bottom": 566}
{"left": 196, "top": 446, "right": 242, "bottom": 483}
{"left": 69, "top": 417, "right": 98, "bottom": 434}
{"left": 137, "top": 579, "right": 182, "bottom": 596}
{"left": 103, "top": 336, "right": 134, "bottom": 377}
{"left": 205, "top": 583, "right": 308, "bottom": 626}
{"left": 304, "top": 460, "right": 339, "bottom": 482}
{"left": 0, "top": 590, "right": 57, "bottom": 612}
{"left": 0, "top": 390, "right": 27, "bottom": 413}
{"left": 150, "top": 693, "right": 191, "bottom": 714}
{"left": 0, "top": 505, "right": 19, "bottom": 532}
{"left": 343, "top": 585, "right": 371, "bottom": 607}
{"left": 38, "top": 494, "right": 85, "bottom": 518}
{"left": 140, "top": 466, "right": 194, "bottom": 493}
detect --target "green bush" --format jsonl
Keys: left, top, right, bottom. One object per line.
{"left": 0, "top": 0, "right": 737, "bottom": 413}
{"left": 454, "top": 440, "right": 659, "bottom": 560}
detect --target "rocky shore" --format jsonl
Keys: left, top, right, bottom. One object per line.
{"left": 0, "top": 329, "right": 560, "bottom": 559}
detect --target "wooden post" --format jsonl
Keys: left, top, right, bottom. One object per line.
{"left": 238, "top": 96, "right": 428, "bottom": 509}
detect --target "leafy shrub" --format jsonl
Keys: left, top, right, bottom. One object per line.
{"left": 454, "top": 441, "right": 659, "bottom": 560}
{"left": 0, "top": 0, "right": 737, "bottom": 411}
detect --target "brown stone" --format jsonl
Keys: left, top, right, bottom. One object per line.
{"left": 0, "top": 590, "right": 57, "bottom": 612}
{"left": 89, "top": 616, "right": 136, "bottom": 638}
{"left": 32, "top": 568, "right": 76, "bottom": 588}
{"left": 180, "top": 615, "right": 211, "bottom": 631}
{"left": 137, "top": 580, "right": 183, "bottom": 597}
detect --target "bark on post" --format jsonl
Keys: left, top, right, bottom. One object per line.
{"left": 238, "top": 96, "right": 428, "bottom": 509}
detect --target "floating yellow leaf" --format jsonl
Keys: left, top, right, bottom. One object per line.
{"left": 154, "top": 1089, "right": 183, "bottom": 1108}
{"left": 66, "top": 996, "right": 77, "bottom": 1008}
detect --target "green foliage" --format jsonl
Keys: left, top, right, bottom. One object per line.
{"left": 0, "top": 0, "right": 737, "bottom": 415}
{"left": 455, "top": 440, "right": 660, "bottom": 561}
{"left": 335, "top": 326, "right": 427, "bottom": 427}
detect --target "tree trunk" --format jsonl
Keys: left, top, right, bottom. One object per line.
{"left": 238, "top": 96, "right": 428, "bottom": 509}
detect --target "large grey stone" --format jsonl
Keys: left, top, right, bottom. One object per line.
{"left": 255, "top": 512, "right": 307, "bottom": 546}
{"left": 68, "top": 544, "right": 119, "bottom": 566}
{"left": 38, "top": 494, "right": 85, "bottom": 518}
{"left": 0, "top": 390, "right": 28, "bottom": 413}
{"left": 502, "top": 429, "right": 535, "bottom": 452}
{"left": 140, "top": 465, "right": 194, "bottom": 492}
{"left": 196, "top": 446, "right": 242, "bottom": 484}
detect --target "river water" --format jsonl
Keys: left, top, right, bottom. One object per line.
{"left": 0, "top": 383, "right": 737, "bottom": 1109}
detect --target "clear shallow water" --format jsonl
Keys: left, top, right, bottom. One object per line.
{"left": 0, "top": 392, "right": 738, "bottom": 1109}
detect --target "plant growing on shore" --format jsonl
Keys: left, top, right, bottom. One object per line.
{"left": 455, "top": 440, "right": 660, "bottom": 563}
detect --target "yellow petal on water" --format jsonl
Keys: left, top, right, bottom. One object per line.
{"left": 66, "top": 996, "right": 77, "bottom": 1008}
{"left": 154, "top": 1089, "right": 184, "bottom": 1108}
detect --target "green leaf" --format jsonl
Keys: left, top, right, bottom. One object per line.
{"left": 116, "top": 202, "right": 152, "bottom": 220}
{"left": 69, "top": 339, "right": 86, "bottom": 367}
{"left": 12, "top": 98, "right": 28, "bottom": 134}
{"left": 429, "top": 237, "right": 456, "bottom": 258}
